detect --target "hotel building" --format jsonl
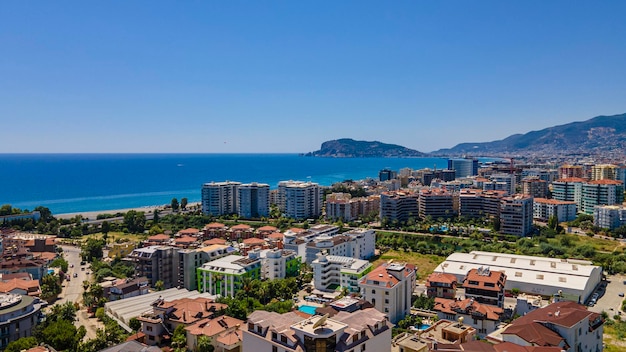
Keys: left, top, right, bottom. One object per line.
{"left": 359, "top": 262, "right": 416, "bottom": 324}
{"left": 380, "top": 191, "right": 419, "bottom": 224}
{"left": 499, "top": 195, "right": 533, "bottom": 236}
{"left": 201, "top": 181, "right": 241, "bottom": 216}
{"left": 533, "top": 198, "right": 577, "bottom": 222}
{"left": 237, "top": 182, "right": 270, "bottom": 218}
{"left": 312, "top": 254, "right": 372, "bottom": 293}
{"left": 278, "top": 181, "right": 323, "bottom": 220}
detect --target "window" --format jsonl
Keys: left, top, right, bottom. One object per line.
{"left": 146, "top": 326, "right": 153, "bottom": 332}
{"left": 371, "top": 289, "right": 376, "bottom": 294}
{"left": 385, "top": 291, "right": 389, "bottom": 295}
{"left": 536, "top": 274, "right": 544, "bottom": 280}
{"left": 281, "top": 335, "right": 287, "bottom": 343}
{"left": 272, "top": 347, "right": 278, "bottom": 352}
{"left": 272, "top": 332, "right": 277, "bottom": 340}
{"left": 361, "top": 343, "right": 366, "bottom": 351}
{"left": 385, "top": 299, "right": 389, "bottom": 304}
{"left": 149, "top": 335, "right": 155, "bottom": 340}
{"left": 372, "top": 298, "right": 376, "bottom": 305}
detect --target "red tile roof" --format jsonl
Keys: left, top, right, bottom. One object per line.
{"left": 267, "top": 232, "right": 284, "bottom": 240}
{"left": 174, "top": 236, "right": 198, "bottom": 244}
{"left": 463, "top": 269, "right": 506, "bottom": 292}
{"left": 185, "top": 315, "right": 244, "bottom": 337}
{"left": 203, "top": 238, "right": 227, "bottom": 245}
{"left": 257, "top": 226, "right": 278, "bottom": 232}
{"left": 148, "top": 234, "right": 170, "bottom": 241}
{"left": 230, "top": 224, "right": 252, "bottom": 230}
{"left": 360, "top": 264, "right": 399, "bottom": 288}
{"left": 205, "top": 223, "right": 226, "bottom": 229}
{"left": 242, "top": 238, "right": 265, "bottom": 245}
{"left": 179, "top": 228, "right": 199, "bottom": 234}
{"left": 426, "top": 272, "right": 458, "bottom": 285}
{"left": 588, "top": 179, "right": 623, "bottom": 185}
{"left": 0, "top": 278, "right": 41, "bottom": 296}
{"left": 434, "top": 298, "right": 504, "bottom": 321}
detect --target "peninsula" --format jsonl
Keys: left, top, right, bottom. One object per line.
{"left": 305, "top": 138, "right": 425, "bottom": 158}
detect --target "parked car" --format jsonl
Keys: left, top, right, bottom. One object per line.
{"left": 73, "top": 273, "right": 78, "bottom": 278}
{"left": 619, "top": 293, "right": 624, "bottom": 297}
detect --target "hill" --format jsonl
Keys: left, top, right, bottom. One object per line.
{"left": 306, "top": 138, "right": 425, "bottom": 158}
{"left": 433, "top": 112, "right": 626, "bottom": 156}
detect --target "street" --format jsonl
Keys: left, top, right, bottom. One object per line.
{"left": 57, "top": 245, "right": 102, "bottom": 340}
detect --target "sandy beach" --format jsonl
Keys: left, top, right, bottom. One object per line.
{"left": 55, "top": 202, "right": 201, "bottom": 220}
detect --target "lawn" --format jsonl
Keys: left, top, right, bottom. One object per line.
{"left": 372, "top": 249, "right": 445, "bottom": 281}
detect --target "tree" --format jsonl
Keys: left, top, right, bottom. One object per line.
{"left": 171, "top": 198, "right": 180, "bottom": 211}
{"left": 41, "top": 274, "right": 62, "bottom": 301}
{"left": 153, "top": 209, "right": 160, "bottom": 224}
{"left": 123, "top": 210, "right": 146, "bottom": 233}
{"left": 4, "top": 337, "right": 37, "bottom": 352}
{"left": 81, "top": 238, "right": 104, "bottom": 261}
{"left": 548, "top": 215, "right": 559, "bottom": 231}
{"left": 155, "top": 280, "right": 164, "bottom": 291}
{"left": 172, "top": 324, "right": 187, "bottom": 351}
{"left": 181, "top": 197, "right": 188, "bottom": 210}
{"left": 40, "top": 319, "right": 78, "bottom": 351}
{"left": 50, "top": 301, "right": 77, "bottom": 323}
{"left": 129, "top": 317, "right": 141, "bottom": 331}
{"left": 101, "top": 220, "right": 111, "bottom": 235}
{"left": 50, "top": 257, "right": 69, "bottom": 273}
{"left": 196, "top": 335, "right": 215, "bottom": 352}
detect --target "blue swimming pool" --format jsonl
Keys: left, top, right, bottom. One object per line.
{"left": 416, "top": 323, "right": 431, "bottom": 330}
{"left": 298, "top": 305, "right": 318, "bottom": 315}
{"left": 47, "top": 269, "right": 54, "bottom": 275}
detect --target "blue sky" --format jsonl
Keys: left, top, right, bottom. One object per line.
{"left": 2, "top": 1, "right": 625, "bottom": 153}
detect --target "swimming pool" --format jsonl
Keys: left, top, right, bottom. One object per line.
{"left": 47, "top": 269, "right": 54, "bottom": 275}
{"left": 416, "top": 323, "right": 431, "bottom": 330}
{"left": 298, "top": 305, "right": 318, "bottom": 315}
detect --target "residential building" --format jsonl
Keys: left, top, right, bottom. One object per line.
{"left": 522, "top": 178, "right": 548, "bottom": 198}
{"left": 415, "top": 168, "right": 456, "bottom": 186}
{"left": 418, "top": 188, "right": 456, "bottom": 220}
{"left": 458, "top": 190, "right": 504, "bottom": 220}
{"left": 558, "top": 165, "right": 584, "bottom": 179}
{"left": 283, "top": 225, "right": 339, "bottom": 262}
{"left": 488, "top": 174, "right": 516, "bottom": 196}
{"left": 0, "top": 293, "right": 45, "bottom": 350}
{"left": 325, "top": 194, "right": 380, "bottom": 222}
{"left": 521, "top": 168, "right": 558, "bottom": 183}
{"left": 138, "top": 297, "right": 226, "bottom": 346}
{"left": 127, "top": 246, "right": 177, "bottom": 289}
{"left": 176, "top": 244, "right": 234, "bottom": 291}
{"left": 303, "top": 229, "right": 375, "bottom": 264}
{"left": 243, "top": 308, "right": 392, "bottom": 352}
{"left": 278, "top": 181, "right": 323, "bottom": 220}
{"left": 581, "top": 179, "right": 625, "bottom": 214}
{"left": 463, "top": 268, "right": 506, "bottom": 307}
{"left": 104, "top": 277, "right": 149, "bottom": 301}
{"left": 0, "top": 277, "right": 41, "bottom": 297}
{"left": 359, "top": 262, "right": 416, "bottom": 324}
{"left": 312, "top": 254, "right": 372, "bottom": 293}
{"left": 201, "top": 181, "right": 241, "bottom": 216}
{"left": 499, "top": 301, "right": 604, "bottom": 352}
{"left": 185, "top": 315, "right": 244, "bottom": 352}
{"left": 594, "top": 205, "right": 626, "bottom": 230}
{"left": 499, "top": 195, "right": 533, "bottom": 236}
{"left": 533, "top": 198, "right": 577, "bottom": 222}
{"left": 425, "top": 272, "right": 458, "bottom": 299}
{"left": 237, "top": 182, "right": 270, "bottom": 219}
{"left": 448, "top": 158, "right": 478, "bottom": 178}
{"left": 203, "top": 223, "right": 229, "bottom": 239}
{"left": 380, "top": 191, "right": 419, "bottom": 224}
{"left": 434, "top": 251, "right": 603, "bottom": 303}
{"left": 100, "top": 341, "right": 161, "bottom": 352}
{"left": 392, "top": 319, "right": 476, "bottom": 352}
{"left": 433, "top": 298, "right": 504, "bottom": 337}
{"left": 197, "top": 249, "right": 299, "bottom": 297}
{"left": 551, "top": 178, "right": 585, "bottom": 210}
{"left": 590, "top": 164, "right": 623, "bottom": 181}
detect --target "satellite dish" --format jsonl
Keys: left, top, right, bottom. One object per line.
{"left": 312, "top": 314, "right": 329, "bottom": 329}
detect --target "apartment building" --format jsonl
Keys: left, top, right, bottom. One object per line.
{"left": 380, "top": 191, "right": 419, "bottom": 224}
{"left": 237, "top": 182, "right": 270, "bottom": 219}
{"left": 463, "top": 267, "right": 506, "bottom": 307}
{"left": 458, "top": 190, "right": 504, "bottom": 220}
{"left": 581, "top": 179, "right": 625, "bottom": 214}
{"left": 415, "top": 168, "right": 456, "bottom": 186}
{"left": 558, "top": 165, "right": 584, "bottom": 179}
{"left": 521, "top": 168, "right": 558, "bottom": 183}
{"left": 312, "top": 253, "right": 372, "bottom": 293}
{"left": 499, "top": 195, "right": 533, "bottom": 236}
{"left": 127, "top": 246, "right": 177, "bottom": 289}
{"left": 0, "top": 293, "right": 45, "bottom": 350}
{"left": 201, "top": 181, "right": 240, "bottom": 216}
{"left": 522, "top": 178, "right": 548, "bottom": 198}
{"left": 325, "top": 194, "right": 380, "bottom": 222}
{"left": 418, "top": 188, "right": 456, "bottom": 220}
{"left": 197, "top": 249, "right": 299, "bottom": 297}
{"left": 359, "top": 262, "right": 416, "bottom": 324}
{"left": 533, "top": 198, "right": 577, "bottom": 222}
{"left": 500, "top": 301, "right": 604, "bottom": 352}
{"left": 243, "top": 308, "right": 392, "bottom": 352}
{"left": 426, "top": 272, "right": 458, "bottom": 299}
{"left": 379, "top": 168, "right": 398, "bottom": 181}
{"left": 594, "top": 205, "right": 626, "bottom": 230}
{"left": 304, "top": 229, "right": 376, "bottom": 264}
{"left": 488, "top": 174, "right": 516, "bottom": 196}
{"left": 591, "top": 164, "right": 625, "bottom": 181}
{"left": 278, "top": 181, "right": 323, "bottom": 220}
{"left": 176, "top": 244, "right": 233, "bottom": 291}
{"left": 551, "top": 178, "right": 585, "bottom": 210}
{"left": 433, "top": 297, "right": 504, "bottom": 337}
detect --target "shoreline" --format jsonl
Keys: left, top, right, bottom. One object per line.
{"left": 54, "top": 202, "right": 201, "bottom": 220}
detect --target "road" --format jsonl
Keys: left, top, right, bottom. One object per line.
{"left": 56, "top": 245, "right": 103, "bottom": 340}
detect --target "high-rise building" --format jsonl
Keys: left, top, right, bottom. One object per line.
{"left": 127, "top": 246, "right": 177, "bottom": 289}
{"left": 379, "top": 168, "right": 398, "bottom": 181}
{"left": 522, "top": 178, "right": 548, "bottom": 198}
{"left": 201, "top": 181, "right": 240, "bottom": 216}
{"left": 488, "top": 173, "right": 516, "bottom": 196}
{"left": 458, "top": 189, "right": 504, "bottom": 220}
{"left": 277, "top": 181, "right": 322, "bottom": 219}
{"left": 558, "top": 164, "right": 585, "bottom": 179}
{"left": 448, "top": 158, "right": 478, "bottom": 178}
{"left": 312, "top": 254, "right": 372, "bottom": 293}
{"left": 551, "top": 178, "right": 585, "bottom": 210}
{"left": 591, "top": 164, "right": 622, "bottom": 181}
{"left": 237, "top": 182, "right": 270, "bottom": 218}
{"left": 379, "top": 191, "right": 419, "bottom": 224}
{"left": 499, "top": 195, "right": 533, "bottom": 236}
{"left": 418, "top": 188, "right": 456, "bottom": 220}
{"left": 581, "top": 179, "right": 625, "bottom": 214}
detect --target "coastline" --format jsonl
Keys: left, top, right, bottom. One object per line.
{"left": 54, "top": 202, "right": 201, "bottom": 220}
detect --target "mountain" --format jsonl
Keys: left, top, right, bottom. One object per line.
{"left": 306, "top": 138, "right": 425, "bottom": 158}
{"left": 433, "top": 113, "right": 626, "bottom": 156}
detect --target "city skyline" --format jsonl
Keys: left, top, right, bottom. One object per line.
{"left": 2, "top": 1, "right": 626, "bottom": 153}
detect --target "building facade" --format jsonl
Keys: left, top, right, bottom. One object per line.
{"left": 201, "top": 181, "right": 241, "bottom": 216}
{"left": 237, "top": 182, "right": 270, "bottom": 219}
{"left": 499, "top": 195, "right": 533, "bottom": 236}
{"left": 581, "top": 179, "right": 625, "bottom": 215}
{"left": 127, "top": 246, "right": 177, "bottom": 289}
{"left": 312, "top": 254, "right": 372, "bottom": 293}
{"left": 533, "top": 198, "right": 577, "bottom": 222}
{"left": 380, "top": 191, "right": 419, "bottom": 224}
{"left": 359, "top": 262, "right": 416, "bottom": 324}
{"left": 278, "top": 181, "right": 323, "bottom": 220}
{"left": 418, "top": 189, "right": 456, "bottom": 220}
{"left": 0, "top": 293, "right": 44, "bottom": 350}
{"left": 594, "top": 205, "right": 626, "bottom": 230}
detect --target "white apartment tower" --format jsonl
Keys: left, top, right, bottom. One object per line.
{"left": 499, "top": 195, "right": 533, "bottom": 236}
{"left": 201, "top": 181, "right": 241, "bottom": 216}
{"left": 237, "top": 182, "right": 270, "bottom": 218}
{"left": 278, "top": 180, "right": 322, "bottom": 220}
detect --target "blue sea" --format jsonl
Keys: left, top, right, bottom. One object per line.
{"left": 0, "top": 154, "right": 451, "bottom": 215}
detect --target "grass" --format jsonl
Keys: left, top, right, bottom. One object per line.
{"left": 372, "top": 249, "right": 445, "bottom": 281}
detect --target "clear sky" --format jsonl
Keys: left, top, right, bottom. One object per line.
{"left": 2, "top": 1, "right": 625, "bottom": 153}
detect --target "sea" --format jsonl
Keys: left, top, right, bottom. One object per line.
{"left": 0, "top": 154, "right": 455, "bottom": 215}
